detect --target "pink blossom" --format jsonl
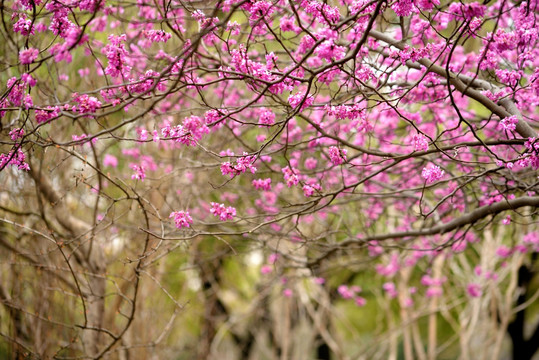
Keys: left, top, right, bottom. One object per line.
{"left": 383, "top": 282, "right": 398, "bottom": 298}
{"left": 288, "top": 92, "right": 314, "bottom": 111}
{"left": 467, "top": 283, "right": 482, "bottom": 298}
{"left": 315, "top": 40, "right": 346, "bottom": 62}
{"left": 103, "top": 154, "right": 118, "bottom": 168}
{"left": 421, "top": 164, "right": 444, "bottom": 184}
{"left": 425, "top": 286, "right": 443, "bottom": 298}
{"left": 210, "top": 202, "right": 236, "bottom": 221}
{"left": 221, "top": 153, "right": 257, "bottom": 178}
{"left": 338, "top": 285, "right": 355, "bottom": 299}
{"left": 448, "top": 2, "right": 486, "bottom": 21}
{"left": 354, "top": 296, "right": 366, "bottom": 307}
{"left": 19, "top": 48, "right": 39, "bottom": 64}
{"left": 500, "top": 115, "right": 518, "bottom": 132}
{"left": 392, "top": 0, "right": 414, "bottom": 17}
{"left": 302, "top": 184, "right": 315, "bottom": 197}
{"left": 412, "top": 133, "right": 429, "bottom": 151}
{"left": 102, "top": 34, "right": 131, "bottom": 77}
{"left": 268, "top": 253, "right": 279, "bottom": 264}
{"left": 252, "top": 178, "right": 272, "bottom": 191}
{"left": 258, "top": 108, "right": 275, "bottom": 126}
{"left": 9, "top": 128, "right": 24, "bottom": 141}
{"left": 13, "top": 16, "right": 34, "bottom": 36}
{"left": 169, "top": 210, "right": 193, "bottom": 229}
{"left": 376, "top": 255, "right": 400, "bottom": 277}
{"left": 144, "top": 30, "right": 172, "bottom": 43}
{"left": 130, "top": 164, "right": 146, "bottom": 181}
{"left": 304, "top": 157, "right": 318, "bottom": 170}
{"left": 0, "top": 148, "right": 30, "bottom": 171}
{"left": 328, "top": 146, "right": 347, "bottom": 165}
{"left": 282, "top": 166, "right": 299, "bottom": 187}
{"left": 496, "top": 245, "right": 512, "bottom": 258}
{"left": 72, "top": 93, "right": 102, "bottom": 114}
{"left": 35, "top": 106, "right": 61, "bottom": 124}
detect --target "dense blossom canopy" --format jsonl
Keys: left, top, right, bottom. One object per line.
{"left": 0, "top": 0, "right": 538, "bottom": 358}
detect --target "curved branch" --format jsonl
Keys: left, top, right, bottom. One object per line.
{"left": 368, "top": 30, "right": 537, "bottom": 139}
{"left": 344, "top": 196, "right": 539, "bottom": 243}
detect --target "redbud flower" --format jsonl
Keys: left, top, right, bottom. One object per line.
{"left": 467, "top": 283, "right": 482, "bottom": 297}
{"left": 169, "top": 211, "right": 193, "bottom": 229}
{"left": 210, "top": 202, "right": 236, "bottom": 221}
{"left": 19, "top": 48, "right": 39, "bottom": 64}
{"left": 500, "top": 115, "right": 518, "bottom": 131}
{"left": 412, "top": 133, "right": 429, "bottom": 151}
{"left": 103, "top": 154, "right": 118, "bottom": 168}
{"left": 328, "top": 146, "right": 347, "bottom": 165}
{"left": 421, "top": 164, "right": 444, "bottom": 184}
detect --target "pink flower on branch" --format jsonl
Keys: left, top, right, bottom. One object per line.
{"left": 467, "top": 283, "right": 482, "bottom": 298}
{"left": 19, "top": 48, "right": 39, "bottom": 64}
{"left": 288, "top": 92, "right": 314, "bottom": 111}
{"left": 130, "top": 164, "right": 146, "bottom": 181}
{"left": 252, "top": 178, "right": 272, "bottom": 191}
{"left": 328, "top": 146, "right": 347, "bottom": 165}
{"left": 282, "top": 166, "right": 299, "bottom": 187}
{"left": 169, "top": 211, "right": 193, "bottom": 229}
{"left": 421, "top": 164, "right": 444, "bottom": 184}
{"left": 210, "top": 202, "right": 236, "bottom": 221}
{"left": 221, "top": 153, "right": 257, "bottom": 178}
{"left": 412, "top": 133, "right": 429, "bottom": 151}
{"left": 500, "top": 115, "right": 518, "bottom": 132}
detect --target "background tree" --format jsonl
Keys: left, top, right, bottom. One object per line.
{"left": 1, "top": 0, "right": 538, "bottom": 359}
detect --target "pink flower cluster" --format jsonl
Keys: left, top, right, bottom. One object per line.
{"left": 288, "top": 92, "right": 314, "bottom": 111}
{"left": 337, "top": 285, "right": 366, "bottom": 307}
{"left": 144, "top": 30, "right": 172, "bottom": 43}
{"left": 127, "top": 70, "right": 167, "bottom": 95}
{"left": 0, "top": 148, "right": 30, "bottom": 171}
{"left": 315, "top": 40, "right": 346, "bottom": 62}
{"left": 103, "top": 154, "right": 118, "bottom": 167}
{"left": 375, "top": 254, "right": 400, "bottom": 277}
{"left": 247, "top": 1, "right": 275, "bottom": 24}
{"left": 500, "top": 115, "right": 518, "bottom": 132}
{"left": 382, "top": 282, "right": 398, "bottom": 299}
{"left": 170, "top": 210, "right": 193, "bottom": 229}
{"left": 392, "top": 0, "right": 414, "bottom": 17}
{"left": 102, "top": 34, "right": 131, "bottom": 78}
{"left": 6, "top": 76, "right": 34, "bottom": 108}
{"left": 301, "top": 0, "right": 341, "bottom": 24}
{"left": 9, "top": 128, "right": 24, "bottom": 141}
{"left": 448, "top": 2, "right": 486, "bottom": 21}
{"left": 421, "top": 275, "right": 447, "bottom": 298}
{"left": 258, "top": 108, "right": 275, "bottom": 126}
{"left": 325, "top": 103, "right": 364, "bottom": 120}
{"left": 252, "top": 178, "right": 271, "bottom": 191}
{"left": 182, "top": 115, "right": 210, "bottom": 144}
{"left": 19, "top": 48, "right": 39, "bottom": 64}
{"left": 328, "top": 146, "right": 347, "bottom": 165}
{"left": 282, "top": 166, "right": 299, "bottom": 187}
{"left": 210, "top": 202, "right": 236, "bottom": 221}
{"left": 221, "top": 153, "right": 257, "bottom": 178}
{"left": 467, "top": 283, "right": 482, "bottom": 298}
{"left": 13, "top": 15, "right": 35, "bottom": 36}
{"left": 302, "top": 182, "right": 321, "bottom": 197}
{"left": 412, "top": 133, "right": 429, "bottom": 151}
{"left": 421, "top": 164, "right": 444, "bottom": 184}
{"left": 72, "top": 93, "right": 102, "bottom": 114}
{"left": 35, "top": 106, "right": 60, "bottom": 124}
{"left": 130, "top": 164, "right": 146, "bottom": 181}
